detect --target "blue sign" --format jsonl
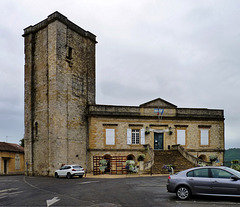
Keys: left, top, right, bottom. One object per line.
{"left": 154, "top": 108, "right": 164, "bottom": 115}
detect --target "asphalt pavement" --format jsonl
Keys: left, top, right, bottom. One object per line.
{"left": 0, "top": 174, "right": 240, "bottom": 207}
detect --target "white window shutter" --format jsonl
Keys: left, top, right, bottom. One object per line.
{"left": 106, "top": 129, "right": 115, "bottom": 145}
{"left": 127, "top": 128, "right": 132, "bottom": 144}
{"left": 141, "top": 128, "right": 145, "bottom": 145}
{"left": 177, "top": 130, "right": 185, "bottom": 145}
{"left": 201, "top": 129, "right": 209, "bottom": 145}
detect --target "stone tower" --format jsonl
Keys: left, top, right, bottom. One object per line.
{"left": 23, "top": 12, "right": 96, "bottom": 176}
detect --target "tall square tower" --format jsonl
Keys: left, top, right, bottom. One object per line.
{"left": 23, "top": 12, "right": 96, "bottom": 176}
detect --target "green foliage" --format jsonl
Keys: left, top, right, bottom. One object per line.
{"left": 232, "top": 164, "right": 240, "bottom": 171}
{"left": 224, "top": 148, "right": 240, "bottom": 162}
{"left": 231, "top": 160, "right": 239, "bottom": 164}
{"left": 99, "top": 159, "right": 107, "bottom": 166}
{"left": 125, "top": 160, "right": 137, "bottom": 173}
{"left": 209, "top": 154, "right": 218, "bottom": 162}
{"left": 137, "top": 154, "right": 145, "bottom": 161}
{"left": 224, "top": 148, "right": 240, "bottom": 167}
{"left": 19, "top": 138, "right": 24, "bottom": 147}
{"left": 99, "top": 159, "right": 107, "bottom": 172}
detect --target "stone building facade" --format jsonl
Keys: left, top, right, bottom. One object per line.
{"left": 23, "top": 12, "right": 224, "bottom": 176}
{"left": 88, "top": 98, "right": 224, "bottom": 174}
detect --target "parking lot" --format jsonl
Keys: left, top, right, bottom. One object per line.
{"left": 0, "top": 175, "right": 240, "bottom": 206}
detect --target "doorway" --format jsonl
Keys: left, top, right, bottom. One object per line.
{"left": 4, "top": 159, "right": 8, "bottom": 174}
{"left": 154, "top": 133, "right": 164, "bottom": 150}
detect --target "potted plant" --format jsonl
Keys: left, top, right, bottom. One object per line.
{"left": 99, "top": 159, "right": 107, "bottom": 173}
{"left": 145, "top": 127, "right": 150, "bottom": 135}
{"left": 126, "top": 160, "right": 138, "bottom": 173}
{"left": 162, "top": 164, "right": 175, "bottom": 174}
{"left": 137, "top": 154, "right": 145, "bottom": 162}
{"left": 209, "top": 154, "right": 218, "bottom": 162}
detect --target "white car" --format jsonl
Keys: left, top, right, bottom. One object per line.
{"left": 55, "top": 165, "right": 84, "bottom": 179}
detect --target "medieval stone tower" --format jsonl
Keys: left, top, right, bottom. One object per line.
{"left": 23, "top": 12, "right": 96, "bottom": 176}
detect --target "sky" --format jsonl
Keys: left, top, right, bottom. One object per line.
{"left": 0, "top": 0, "right": 240, "bottom": 149}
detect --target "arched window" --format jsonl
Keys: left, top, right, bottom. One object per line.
{"left": 127, "top": 154, "right": 135, "bottom": 161}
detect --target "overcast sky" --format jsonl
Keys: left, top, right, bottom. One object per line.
{"left": 0, "top": 0, "right": 239, "bottom": 149}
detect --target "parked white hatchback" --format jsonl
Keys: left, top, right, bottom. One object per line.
{"left": 55, "top": 165, "right": 84, "bottom": 179}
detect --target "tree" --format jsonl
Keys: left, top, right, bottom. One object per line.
{"left": 19, "top": 138, "right": 24, "bottom": 147}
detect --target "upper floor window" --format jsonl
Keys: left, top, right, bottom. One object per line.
{"left": 200, "top": 129, "right": 209, "bottom": 145}
{"left": 132, "top": 129, "right": 140, "bottom": 144}
{"left": 177, "top": 129, "right": 186, "bottom": 145}
{"left": 106, "top": 129, "right": 115, "bottom": 145}
{"left": 127, "top": 128, "right": 145, "bottom": 145}
{"left": 15, "top": 154, "right": 20, "bottom": 170}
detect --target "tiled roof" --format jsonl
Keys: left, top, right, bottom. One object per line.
{"left": 0, "top": 142, "right": 24, "bottom": 153}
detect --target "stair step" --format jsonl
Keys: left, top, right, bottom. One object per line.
{"left": 152, "top": 150, "right": 195, "bottom": 174}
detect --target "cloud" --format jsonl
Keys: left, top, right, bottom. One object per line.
{"left": 0, "top": 0, "right": 240, "bottom": 148}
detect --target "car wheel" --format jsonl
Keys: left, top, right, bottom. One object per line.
{"left": 79, "top": 175, "right": 83, "bottom": 178}
{"left": 176, "top": 186, "right": 191, "bottom": 200}
{"left": 55, "top": 172, "right": 59, "bottom": 178}
{"left": 67, "top": 173, "right": 72, "bottom": 179}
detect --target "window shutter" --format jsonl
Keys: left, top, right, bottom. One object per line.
{"left": 106, "top": 129, "right": 115, "bottom": 145}
{"left": 127, "top": 128, "right": 132, "bottom": 144}
{"left": 201, "top": 129, "right": 209, "bottom": 145}
{"left": 141, "top": 128, "right": 145, "bottom": 145}
{"left": 177, "top": 130, "right": 185, "bottom": 145}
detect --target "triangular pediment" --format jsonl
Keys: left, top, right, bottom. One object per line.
{"left": 140, "top": 98, "right": 177, "bottom": 108}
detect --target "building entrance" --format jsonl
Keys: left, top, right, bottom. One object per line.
{"left": 154, "top": 133, "right": 164, "bottom": 150}
{"left": 4, "top": 159, "right": 7, "bottom": 174}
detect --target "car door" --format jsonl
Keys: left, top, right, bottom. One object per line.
{"left": 58, "top": 166, "right": 66, "bottom": 176}
{"left": 211, "top": 168, "right": 240, "bottom": 195}
{"left": 187, "top": 168, "right": 212, "bottom": 194}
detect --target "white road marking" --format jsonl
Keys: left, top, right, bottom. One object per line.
{"left": 46, "top": 197, "right": 60, "bottom": 207}
{"left": 0, "top": 188, "right": 23, "bottom": 199}
{"left": 0, "top": 188, "right": 19, "bottom": 193}
{"left": 0, "top": 196, "right": 7, "bottom": 200}
{"left": 78, "top": 181, "right": 99, "bottom": 184}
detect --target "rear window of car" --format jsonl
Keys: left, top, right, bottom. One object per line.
{"left": 187, "top": 168, "right": 209, "bottom": 178}
{"left": 73, "top": 166, "right": 82, "bottom": 170}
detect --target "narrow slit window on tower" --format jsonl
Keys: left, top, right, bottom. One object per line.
{"left": 66, "top": 47, "right": 73, "bottom": 59}
{"left": 35, "top": 122, "right": 38, "bottom": 137}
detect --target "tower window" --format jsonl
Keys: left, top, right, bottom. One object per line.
{"left": 35, "top": 122, "right": 38, "bottom": 135}
{"left": 66, "top": 47, "right": 73, "bottom": 59}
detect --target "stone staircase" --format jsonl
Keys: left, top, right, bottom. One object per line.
{"left": 152, "top": 150, "right": 195, "bottom": 174}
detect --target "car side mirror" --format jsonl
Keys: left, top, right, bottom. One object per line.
{"left": 230, "top": 176, "right": 239, "bottom": 181}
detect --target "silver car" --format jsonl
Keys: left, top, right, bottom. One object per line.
{"left": 167, "top": 166, "right": 240, "bottom": 200}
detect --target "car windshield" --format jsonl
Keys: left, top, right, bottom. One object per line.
{"left": 73, "top": 166, "right": 82, "bottom": 170}
{"left": 225, "top": 167, "right": 240, "bottom": 177}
